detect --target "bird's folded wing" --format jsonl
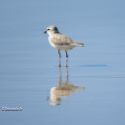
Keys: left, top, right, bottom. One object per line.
{"left": 51, "top": 34, "right": 74, "bottom": 46}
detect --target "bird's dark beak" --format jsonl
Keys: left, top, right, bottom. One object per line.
{"left": 44, "top": 30, "right": 47, "bottom": 34}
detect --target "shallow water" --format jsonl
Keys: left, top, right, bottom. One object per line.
{"left": 0, "top": 0, "right": 125, "bottom": 125}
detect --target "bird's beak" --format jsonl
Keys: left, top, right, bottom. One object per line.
{"left": 44, "top": 30, "right": 47, "bottom": 34}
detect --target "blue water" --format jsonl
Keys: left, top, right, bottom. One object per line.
{"left": 0, "top": 0, "right": 125, "bottom": 125}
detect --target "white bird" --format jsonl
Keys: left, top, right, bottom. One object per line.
{"left": 44, "top": 25, "right": 84, "bottom": 67}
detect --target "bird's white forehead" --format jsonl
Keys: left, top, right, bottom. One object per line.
{"left": 46, "top": 25, "right": 57, "bottom": 30}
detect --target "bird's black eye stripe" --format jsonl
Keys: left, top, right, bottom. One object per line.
{"left": 47, "top": 29, "right": 50, "bottom": 30}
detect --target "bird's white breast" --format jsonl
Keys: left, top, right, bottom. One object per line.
{"left": 48, "top": 37, "right": 57, "bottom": 48}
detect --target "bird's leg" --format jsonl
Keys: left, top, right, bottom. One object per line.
{"left": 65, "top": 50, "right": 69, "bottom": 67}
{"left": 65, "top": 65, "right": 69, "bottom": 83}
{"left": 58, "top": 66, "right": 62, "bottom": 86}
{"left": 58, "top": 50, "right": 61, "bottom": 67}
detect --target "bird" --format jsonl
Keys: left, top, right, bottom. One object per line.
{"left": 44, "top": 25, "right": 84, "bottom": 67}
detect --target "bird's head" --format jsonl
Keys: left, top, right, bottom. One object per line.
{"left": 44, "top": 25, "right": 59, "bottom": 35}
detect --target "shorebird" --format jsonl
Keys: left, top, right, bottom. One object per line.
{"left": 44, "top": 25, "right": 84, "bottom": 67}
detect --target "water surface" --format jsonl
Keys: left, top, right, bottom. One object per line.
{"left": 0, "top": 0, "right": 125, "bottom": 125}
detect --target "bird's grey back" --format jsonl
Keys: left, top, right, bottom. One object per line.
{"left": 50, "top": 33, "right": 84, "bottom": 47}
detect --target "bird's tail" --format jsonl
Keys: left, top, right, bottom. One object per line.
{"left": 73, "top": 42, "right": 84, "bottom": 47}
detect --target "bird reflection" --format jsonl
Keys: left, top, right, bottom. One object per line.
{"left": 49, "top": 67, "right": 85, "bottom": 106}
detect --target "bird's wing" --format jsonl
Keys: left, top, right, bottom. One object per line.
{"left": 51, "top": 34, "right": 74, "bottom": 46}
